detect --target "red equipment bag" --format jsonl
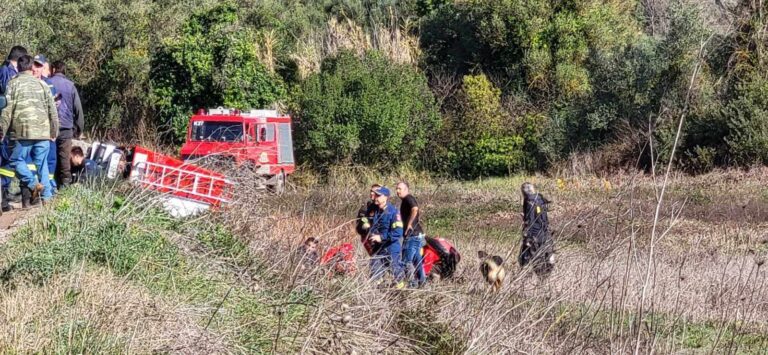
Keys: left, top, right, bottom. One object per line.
{"left": 422, "top": 236, "right": 460, "bottom": 279}
{"left": 320, "top": 243, "right": 357, "bottom": 275}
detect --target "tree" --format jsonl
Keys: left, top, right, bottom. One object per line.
{"left": 294, "top": 50, "right": 440, "bottom": 167}
{"left": 150, "top": 3, "right": 286, "bottom": 143}
{"left": 439, "top": 74, "right": 526, "bottom": 177}
{"left": 420, "top": 0, "right": 639, "bottom": 100}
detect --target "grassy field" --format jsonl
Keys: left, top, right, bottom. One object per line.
{"left": 0, "top": 168, "right": 766, "bottom": 353}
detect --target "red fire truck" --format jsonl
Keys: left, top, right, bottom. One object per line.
{"left": 179, "top": 108, "right": 295, "bottom": 192}
{"left": 79, "top": 108, "right": 295, "bottom": 217}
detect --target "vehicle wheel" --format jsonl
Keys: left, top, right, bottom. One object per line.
{"left": 268, "top": 170, "right": 286, "bottom": 194}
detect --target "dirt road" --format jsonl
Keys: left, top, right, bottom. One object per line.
{"left": 0, "top": 202, "right": 38, "bottom": 243}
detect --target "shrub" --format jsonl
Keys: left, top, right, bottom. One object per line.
{"left": 455, "top": 135, "right": 526, "bottom": 177}
{"left": 294, "top": 50, "right": 441, "bottom": 167}
{"left": 516, "top": 112, "right": 556, "bottom": 171}
{"left": 439, "top": 74, "right": 527, "bottom": 177}
{"left": 723, "top": 79, "right": 768, "bottom": 165}
{"left": 420, "top": 0, "right": 637, "bottom": 99}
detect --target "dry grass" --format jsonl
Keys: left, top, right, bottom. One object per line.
{"left": 291, "top": 15, "right": 419, "bottom": 79}
{"left": 0, "top": 167, "right": 766, "bottom": 353}
{"left": 0, "top": 266, "right": 225, "bottom": 353}
{"left": 209, "top": 167, "right": 768, "bottom": 353}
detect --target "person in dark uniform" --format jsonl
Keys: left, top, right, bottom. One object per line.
{"left": 356, "top": 183, "right": 382, "bottom": 256}
{"left": 519, "top": 182, "right": 555, "bottom": 277}
{"left": 0, "top": 46, "right": 28, "bottom": 213}
{"left": 70, "top": 146, "right": 100, "bottom": 183}
{"left": 367, "top": 187, "right": 405, "bottom": 287}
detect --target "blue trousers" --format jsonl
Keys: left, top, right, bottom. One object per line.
{"left": 370, "top": 241, "right": 404, "bottom": 282}
{"left": 47, "top": 140, "right": 57, "bottom": 194}
{"left": 402, "top": 234, "right": 427, "bottom": 287}
{"left": 10, "top": 140, "right": 52, "bottom": 200}
{"left": 1, "top": 137, "right": 11, "bottom": 189}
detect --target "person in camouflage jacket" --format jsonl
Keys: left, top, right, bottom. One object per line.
{"left": 0, "top": 55, "right": 58, "bottom": 206}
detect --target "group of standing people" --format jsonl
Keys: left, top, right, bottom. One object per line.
{"left": 357, "top": 182, "right": 426, "bottom": 289}
{"left": 356, "top": 181, "right": 556, "bottom": 289}
{"left": 0, "top": 45, "right": 84, "bottom": 210}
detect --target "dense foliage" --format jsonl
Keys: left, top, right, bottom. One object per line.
{"left": 295, "top": 51, "right": 440, "bottom": 167}
{"left": 151, "top": 3, "right": 286, "bottom": 142}
{"left": 2, "top": 0, "right": 768, "bottom": 174}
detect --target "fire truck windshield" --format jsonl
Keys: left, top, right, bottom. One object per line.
{"left": 191, "top": 121, "right": 244, "bottom": 142}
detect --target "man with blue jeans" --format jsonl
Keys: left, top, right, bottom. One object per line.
{"left": 10, "top": 141, "right": 52, "bottom": 203}
{"left": 0, "top": 55, "right": 59, "bottom": 207}
{"left": 367, "top": 186, "right": 405, "bottom": 287}
{"left": 0, "top": 46, "right": 28, "bottom": 213}
{"left": 396, "top": 182, "right": 427, "bottom": 288}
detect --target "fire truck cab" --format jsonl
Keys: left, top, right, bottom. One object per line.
{"left": 179, "top": 108, "right": 295, "bottom": 191}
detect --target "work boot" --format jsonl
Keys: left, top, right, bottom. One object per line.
{"left": 1, "top": 188, "right": 12, "bottom": 213}
{"left": 21, "top": 186, "right": 31, "bottom": 209}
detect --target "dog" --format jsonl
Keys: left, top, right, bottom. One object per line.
{"left": 478, "top": 251, "right": 506, "bottom": 292}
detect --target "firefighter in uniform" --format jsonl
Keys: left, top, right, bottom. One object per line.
{"left": 0, "top": 138, "right": 14, "bottom": 212}
{"left": 519, "top": 182, "right": 555, "bottom": 277}
{"left": 367, "top": 186, "right": 405, "bottom": 286}
{"left": 0, "top": 142, "right": 44, "bottom": 211}
{"left": 46, "top": 140, "right": 57, "bottom": 194}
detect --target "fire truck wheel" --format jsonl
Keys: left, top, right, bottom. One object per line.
{"left": 268, "top": 170, "right": 286, "bottom": 194}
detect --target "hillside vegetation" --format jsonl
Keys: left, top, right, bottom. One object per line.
{"left": 2, "top": 0, "right": 768, "bottom": 175}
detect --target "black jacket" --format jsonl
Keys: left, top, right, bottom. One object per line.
{"left": 522, "top": 193, "right": 550, "bottom": 239}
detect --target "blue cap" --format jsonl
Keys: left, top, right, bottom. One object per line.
{"left": 374, "top": 186, "right": 391, "bottom": 197}
{"left": 34, "top": 54, "right": 48, "bottom": 65}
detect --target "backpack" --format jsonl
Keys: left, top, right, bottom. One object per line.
{"left": 423, "top": 236, "right": 461, "bottom": 279}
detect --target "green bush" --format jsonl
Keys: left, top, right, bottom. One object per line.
{"left": 294, "top": 50, "right": 441, "bottom": 167}
{"left": 437, "top": 74, "right": 527, "bottom": 177}
{"left": 516, "top": 112, "right": 556, "bottom": 171}
{"left": 456, "top": 135, "right": 526, "bottom": 177}
{"left": 415, "top": 0, "right": 450, "bottom": 17}
{"left": 723, "top": 78, "right": 768, "bottom": 166}
{"left": 420, "top": 0, "right": 637, "bottom": 99}
{"left": 150, "top": 2, "right": 286, "bottom": 143}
